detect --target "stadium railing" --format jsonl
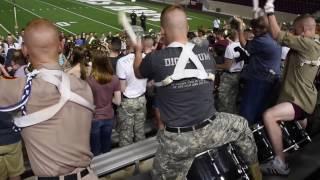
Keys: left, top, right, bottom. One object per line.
{"left": 92, "top": 136, "right": 158, "bottom": 176}
{"left": 22, "top": 126, "right": 158, "bottom": 178}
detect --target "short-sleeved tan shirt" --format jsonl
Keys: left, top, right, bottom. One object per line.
{"left": 0, "top": 64, "right": 94, "bottom": 176}
{"left": 277, "top": 31, "right": 320, "bottom": 114}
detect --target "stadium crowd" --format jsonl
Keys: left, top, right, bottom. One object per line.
{"left": 0, "top": 1, "right": 320, "bottom": 180}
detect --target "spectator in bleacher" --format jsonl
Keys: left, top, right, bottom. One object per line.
{"left": 116, "top": 37, "right": 148, "bottom": 147}
{"left": 0, "top": 45, "right": 4, "bottom": 65}
{"left": 75, "top": 34, "right": 85, "bottom": 47}
{"left": 191, "top": 28, "right": 209, "bottom": 49}
{"left": 0, "top": 19, "right": 98, "bottom": 179}
{"left": 88, "top": 32, "right": 96, "bottom": 45}
{"left": 142, "top": 35, "right": 154, "bottom": 54}
{"left": 108, "top": 37, "right": 123, "bottom": 72}
{"left": 214, "top": 29, "right": 229, "bottom": 49}
{"left": 212, "top": 17, "right": 221, "bottom": 32}
{"left": 0, "top": 112, "right": 25, "bottom": 180}
{"left": 66, "top": 46, "right": 91, "bottom": 80}
{"left": 81, "top": 32, "right": 86, "bottom": 44}
{"left": 100, "top": 33, "right": 107, "bottom": 44}
{"left": 261, "top": 6, "right": 320, "bottom": 175}
{"left": 206, "top": 30, "right": 215, "bottom": 49}
{"left": 11, "top": 49, "right": 27, "bottom": 78}
{"left": 87, "top": 50, "right": 121, "bottom": 155}
{"left": 107, "top": 31, "right": 113, "bottom": 41}
{"left": 280, "top": 45, "right": 290, "bottom": 75}
{"left": 133, "top": 5, "right": 262, "bottom": 180}
{"left": 235, "top": 16, "right": 282, "bottom": 125}
{"left": 244, "top": 28, "right": 254, "bottom": 41}
{"left": 59, "top": 34, "right": 67, "bottom": 67}
{"left": 17, "top": 29, "right": 24, "bottom": 47}
{"left": 213, "top": 29, "right": 229, "bottom": 64}
{"left": 4, "top": 34, "right": 20, "bottom": 67}
{"left": 216, "top": 30, "right": 246, "bottom": 114}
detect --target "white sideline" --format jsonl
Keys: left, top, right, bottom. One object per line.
{"left": 65, "top": 0, "right": 161, "bottom": 28}
{"left": 37, "top": 0, "right": 122, "bottom": 31}
{"left": 0, "top": 24, "right": 17, "bottom": 40}
{"left": 4, "top": 0, "right": 76, "bottom": 35}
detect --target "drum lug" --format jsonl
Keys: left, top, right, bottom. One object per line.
{"left": 227, "top": 144, "right": 250, "bottom": 180}
{"left": 307, "top": 136, "right": 312, "bottom": 142}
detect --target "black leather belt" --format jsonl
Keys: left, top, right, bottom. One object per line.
{"left": 122, "top": 93, "right": 145, "bottom": 99}
{"left": 224, "top": 71, "right": 241, "bottom": 74}
{"left": 165, "top": 115, "right": 216, "bottom": 133}
{"left": 38, "top": 168, "right": 89, "bottom": 180}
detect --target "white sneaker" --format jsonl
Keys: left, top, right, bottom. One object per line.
{"left": 260, "top": 156, "right": 290, "bottom": 176}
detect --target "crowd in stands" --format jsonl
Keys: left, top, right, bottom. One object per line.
{"left": 0, "top": 10, "right": 319, "bottom": 180}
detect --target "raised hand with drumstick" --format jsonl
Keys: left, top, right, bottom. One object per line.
{"left": 261, "top": 0, "right": 320, "bottom": 176}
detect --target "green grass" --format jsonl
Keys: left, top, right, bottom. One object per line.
{"left": 0, "top": 0, "right": 224, "bottom": 36}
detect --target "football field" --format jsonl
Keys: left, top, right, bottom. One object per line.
{"left": 0, "top": 0, "right": 220, "bottom": 37}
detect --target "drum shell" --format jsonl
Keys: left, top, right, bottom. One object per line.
{"left": 187, "top": 144, "right": 246, "bottom": 180}
{"left": 252, "top": 125, "right": 274, "bottom": 163}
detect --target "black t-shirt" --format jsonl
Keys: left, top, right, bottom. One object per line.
{"left": 140, "top": 15, "right": 146, "bottom": 23}
{"left": 140, "top": 44, "right": 216, "bottom": 127}
{"left": 130, "top": 13, "right": 137, "bottom": 24}
{"left": 0, "top": 112, "right": 21, "bottom": 145}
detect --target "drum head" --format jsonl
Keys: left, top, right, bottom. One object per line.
{"left": 187, "top": 144, "right": 243, "bottom": 180}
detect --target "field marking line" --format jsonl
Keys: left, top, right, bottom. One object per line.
{"left": 0, "top": 24, "right": 17, "bottom": 40}
{"left": 4, "top": 0, "right": 76, "bottom": 35}
{"left": 38, "top": 0, "right": 122, "bottom": 31}
{"left": 64, "top": 0, "right": 160, "bottom": 28}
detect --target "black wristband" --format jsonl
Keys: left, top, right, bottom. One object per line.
{"left": 267, "top": 12, "right": 275, "bottom": 16}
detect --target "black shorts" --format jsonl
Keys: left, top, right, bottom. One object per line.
{"left": 292, "top": 103, "right": 310, "bottom": 120}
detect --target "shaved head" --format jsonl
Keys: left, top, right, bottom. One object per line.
{"left": 23, "top": 19, "right": 62, "bottom": 68}
{"left": 293, "top": 14, "right": 316, "bottom": 37}
{"left": 160, "top": 5, "right": 189, "bottom": 45}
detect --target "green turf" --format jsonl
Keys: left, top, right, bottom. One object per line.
{"left": 0, "top": 0, "right": 225, "bottom": 37}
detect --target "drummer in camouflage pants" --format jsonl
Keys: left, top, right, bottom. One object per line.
{"left": 133, "top": 5, "right": 262, "bottom": 180}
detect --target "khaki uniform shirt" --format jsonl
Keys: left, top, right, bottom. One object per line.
{"left": 0, "top": 64, "right": 94, "bottom": 176}
{"left": 277, "top": 31, "right": 320, "bottom": 114}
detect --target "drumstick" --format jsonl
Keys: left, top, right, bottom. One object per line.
{"left": 266, "top": 0, "right": 275, "bottom": 4}
{"left": 253, "top": 0, "right": 259, "bottom": 19}
{"left": 118, "top": 11, "right": 137, "bottom": 45}
{"left": 253, "top": 0, "right": 259, "bottom": 10}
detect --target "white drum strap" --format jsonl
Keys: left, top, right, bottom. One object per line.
{"left": 300, "top": 39, "right": 320, "bottom": 67}
{"left": 14, "top": 69, "right": 95, "bottom": 128}
{"left": 300, "top": 56, "right": 320, "bottom": 67}
{"left": 154, "top": 42, "right": 215, "bottom": 87}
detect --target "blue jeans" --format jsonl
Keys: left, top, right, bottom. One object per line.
{"left": 90, "top": 119, "right": 113, "bottom": 156}
{"left": 240, "top": 78, "right": 278, "bottom": 125}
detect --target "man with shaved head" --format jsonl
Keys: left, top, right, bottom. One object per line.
{"left": 0, "top": 19, "right": 98, "bottom": 179}
{"left": 261, "top": 1, "right": 320, "bottom": 176}
{"left": 134, "top": 5, "right": 262, "bottom": 180}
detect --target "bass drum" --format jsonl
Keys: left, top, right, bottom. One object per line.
{"left": 187, "top": 143, "right": 250, "bottom": 180}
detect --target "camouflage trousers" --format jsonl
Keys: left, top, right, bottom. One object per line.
{"left": 117, "top": 96, "right": 146, "bottom": 147}
{"left": 151, "top": 112, "right": 258, "bottom": 180}
{"left": 217, "top": 72, "right": 241, "bottom": 114}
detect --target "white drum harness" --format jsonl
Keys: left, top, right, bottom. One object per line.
{"left": 154, "top": 42, "right": 215, "bottom": 87}
{"left": 0, "top": 67, "right": 95, "bottom": 130}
